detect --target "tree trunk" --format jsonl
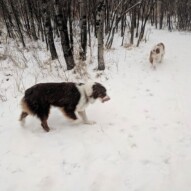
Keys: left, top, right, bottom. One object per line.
{"left": 135, "top": 7, "right": 140, "bottom": 38}
{"left": 0, "top": 0, "right": 13, "bottom": 38}
{"left": 54, "top": 0, "right": 75, "bottom": 70}
{"left": 96, "top": 0, "right": 105, "bottom": 70}
{"left": 154, "top": 0, "right": 158, "bottom": 29}
{"left": 79, "top": 0, "right": 87, "bottom": 61}
{"left": 23, "top": 0, "right": 31, "bottom": 39}
{"left": 159, "top": 1, "right": 164, "bottom": 29}
{"left": 130, "top": 9, "right": 136, "bottom": 44}
{"left": 26, "top": 0, "right": 38, "bottom": 41}
{"left": 167, "top": 12, "right": 172, "bottom": 31}
{"left": 68, "top": 0, "right": 73, "bottom": 53}
{"left": 137, "top": 0, "right": 155, "bottom": 47}
{"left": 105, "top": 0, "right": 110, "bottom": 34}
{"left": 42, "top": 0, "right": 58, "bottom": 60}
{"left": 9, "top": 0, "right": 25, "bottom": 47}
{"left": 35, "top": 0, "right": 45, "bottom": 41}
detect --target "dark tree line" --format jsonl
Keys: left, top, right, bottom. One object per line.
{"left": 0, "top": 0, "right": 191, "bottom": 71}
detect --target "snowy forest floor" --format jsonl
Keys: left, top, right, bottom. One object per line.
{"left": 0, "top": 28, "right": 191, "bottom": 191}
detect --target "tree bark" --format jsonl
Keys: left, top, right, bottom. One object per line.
{"left": 0, "top": 0, "right": 13, "bottom": 38}
{"left": 26, "top": 0, "right": 38, "bottom": 41}
{"left": 42, "top": 0, "right": 58, "bottom": 60}
{"left": 54, "top": 0, "right": 75, "bottom": 70}
{"left": 159, "top": 0, "right": 164, "bottom": 29}
{"left": 79, "top": 0, "right": 87, "bottom": 61}
{"left": 96, "top": 0, "right": 105, "bottom": 70}
{"left": 68, "top": 0, "right": 73, "bottom": 53}
{"left": 130, "top": 8, "right": 136, "bottom": 44}
{"left": 137, "top": 0, "right": 155, "bottom": 47}
{"left": 9, "top": 0, "right": 25, "bottom": 47}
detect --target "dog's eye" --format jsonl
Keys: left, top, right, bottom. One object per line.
{"left": 99, "top": 92, "right": 106, "bottom": 98}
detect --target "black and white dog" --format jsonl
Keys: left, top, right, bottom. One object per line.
{"left": 19, "top": 82, "right": 110, "bottom": 132}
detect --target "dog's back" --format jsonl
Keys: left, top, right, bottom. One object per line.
{"left": 20, "top": 82, "right": 81, "bottom": 131}
{"left": 23, "top": 82, "right": 80, "bottom": 107}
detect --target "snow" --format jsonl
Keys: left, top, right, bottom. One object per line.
{"left": 1, "top": 28, "right": 191, "bottom": 191}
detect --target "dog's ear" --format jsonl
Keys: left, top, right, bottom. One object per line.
{"left": 91, "top": 83, "right": 107, "bottom": 99}
{"left": 91, "top": 84, "right": 100, "bottom": 99}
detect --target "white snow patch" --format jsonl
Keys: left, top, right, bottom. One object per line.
{"left": 1, "top": 29, "right": 191, "bottom": 191}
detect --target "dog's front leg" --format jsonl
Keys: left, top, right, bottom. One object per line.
{"left": 61, "top": 107, "right": 78, "bottom": 121}
{"left": 78, "top": 111, "right": 96, "bottom": 125}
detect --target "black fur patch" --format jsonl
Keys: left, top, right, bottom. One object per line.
{"left": 91, "top": 83, "right": 107, "bottom": 99}
{"left": 25, "top": 82, "right": 80, "bottom": 107}
{"left": 22, "top": 82, "right": 81, "bottom": 131}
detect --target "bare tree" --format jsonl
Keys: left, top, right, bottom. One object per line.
{"left": 176, "top": 0, "right": 191, "bottom": 30}
{"left": 130, "top": 3, "right": 136, "bottom": 44}
{"left": 105, "top": 1, "right": 141, "bottom": 49}
{"left": 136, "top": 0, "right": 155, "bottom": 47}
{"left": 96, "top": 0, "right": 105, "bottom": 70}
{"left": 25, "top": 0, "right": 38, "bottom": 41}
{"left": 54, "top": 0, "right": 75, "bottom": 70}
{"left": 9, "top": 0, "right": 26, "bottom": 47}
{"left": 159, "top": 0, "right": 164, "bottom": 29}
{"left": 79, "top": 0, "right": 87, "bottom": 61}
{"left": 42, "top": 0, "right": 58, "bottom": 60}
{"left": 0, "top": 0, "right": 14, "bottom": 38}
{"left": 68, "top": 0, "right": 73, "bottom": 53}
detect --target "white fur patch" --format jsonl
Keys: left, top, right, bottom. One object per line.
{"left": 83, "top": 81, "right": 95, "bottom": 97}
{"left": 76, "top": 83, "right": 94, "bottom": 111}
{"left": 20, "top": 119, "right": 25, "bottom": 127}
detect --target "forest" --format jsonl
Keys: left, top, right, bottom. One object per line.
{"left": 0, "top": 0, "right": 191, "bottom": 71}
{"left": 1, "top": 1, "right": 191, "bottom": 191}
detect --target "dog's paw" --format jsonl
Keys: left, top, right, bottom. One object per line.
{"left": 19, "top": 119, "right": 25, "bottom": 127}
{"left": 84, "top": 120, "right": 96, "bottom": 125}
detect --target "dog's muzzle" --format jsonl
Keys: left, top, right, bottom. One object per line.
{"left": 102, "top": 95, "right": 110, "bottom": 103}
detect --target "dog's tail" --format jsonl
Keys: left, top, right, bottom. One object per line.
{"left": 19, "top": 97, "right": 32, "bottom": 125}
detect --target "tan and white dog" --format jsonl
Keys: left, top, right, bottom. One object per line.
{"left": 149, "top": 42, "right": 165, "bottom": 69}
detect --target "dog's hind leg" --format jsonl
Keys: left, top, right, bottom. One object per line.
{"left": 61, "top": 107, "right": 78, "bottom": 121}
{"left": 36, "top": 105, "right": 51, "bottom": 132}
{"left": 40, "top": 117, "right": 50, "bottom": 132}
{"left": 19, "top": 111, "right": 28, "bottom": 126}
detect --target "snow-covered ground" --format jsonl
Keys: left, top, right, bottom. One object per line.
{"left": 1, "top": 28, "right": 191, "bottom": 191}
